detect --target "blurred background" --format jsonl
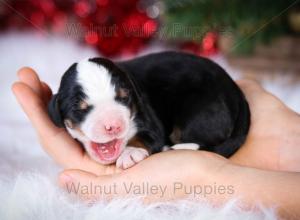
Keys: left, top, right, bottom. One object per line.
{"left": 1, "top": 0, "right": 300, "bottom": 64}
{"left": 0, "top": 0, "right": 300, "bottom": 124}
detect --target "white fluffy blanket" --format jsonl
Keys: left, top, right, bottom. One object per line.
{"left": 1, "top": 32, "right": 299, "bottom": 220}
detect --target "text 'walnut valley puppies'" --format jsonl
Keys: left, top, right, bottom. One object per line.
{"left": 48, "top": 51, "right": 250, "bottom": 169}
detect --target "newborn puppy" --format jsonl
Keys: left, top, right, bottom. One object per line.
{"left": 48, "top": 51, "right": 250, "bottom": 169}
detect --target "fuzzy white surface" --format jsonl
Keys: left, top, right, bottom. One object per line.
{"left": 1, "top": 32, "right": 299, "bottom": 220}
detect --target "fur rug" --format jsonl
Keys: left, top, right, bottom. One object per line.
{"left": 1, "top": 32, "right": 299, "bottom": 220}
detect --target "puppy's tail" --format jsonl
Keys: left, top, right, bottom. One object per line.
{"left": 212, "top": 97, "right": 250, "bottom": 158}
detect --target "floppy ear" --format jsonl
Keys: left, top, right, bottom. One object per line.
{"left": 48, "top": 94, "right": 64, "bottom": 127}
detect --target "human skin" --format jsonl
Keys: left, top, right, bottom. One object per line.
{"left": 12, "top": 67, "right": 300, "bottom": 219}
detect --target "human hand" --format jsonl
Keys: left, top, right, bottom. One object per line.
{"left": 232, "top": 79, "right": 300, "bottom": 171}
{"left": 58, "top": 144, "right": 300, "bottom": 220}
{"left": 58, "top": 149, "right": 230, "bottom": 202}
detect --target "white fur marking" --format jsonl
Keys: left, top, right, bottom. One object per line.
{"left": 162, "top": 145, "right": 171, "bottom": 152}
{"left": 171, "top": 143, "right": 200, "bottom": 150}
{"left": 77, "top": 59, "right": 115, "bottom": 103}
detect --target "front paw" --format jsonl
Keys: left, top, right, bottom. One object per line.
{"left": 116, "top": 147, "right": 149, "bottom": 169}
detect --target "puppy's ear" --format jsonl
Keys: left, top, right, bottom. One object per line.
{"left": 48, "top": 94, "right": 64, "bottom": 127}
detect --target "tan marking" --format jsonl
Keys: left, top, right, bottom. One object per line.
{"left": 170, "top": 127, "right": 181, "bottom": 144}
{"left": 130, "top": 103, "right": 137, "bottom": 117}
{"left": 117, "top": 88, "right": 129, "bottom": 98}
{"left": 64, "top": 120, "right": 84, "bottom": 136}
{"left": 64, "top": 119, "right": 74, "bottom": 129}
{"left": 79, "top": 100, "right": 88, "bottom": 110}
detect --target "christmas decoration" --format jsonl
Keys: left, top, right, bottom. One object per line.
{"left": 163, "top": 0, "right": 300, "bottom": 54}
{"left": 180, "top": 32, "right": 218, "bottom": 56}
{"left": 1, "top": 0, "right": 298, "bottom": 57}
{"left": 0, "top": 0, "right": 158, "bottom": 57}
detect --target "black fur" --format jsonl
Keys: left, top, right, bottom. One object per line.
{"left": 48, "top": 94, "right": 62, "bottom": 127}
{"left": 48, "top": 51, "right": 250, "bottom": 157}
{"left": 48, "top": 63, "right": 93, "bottom": 128}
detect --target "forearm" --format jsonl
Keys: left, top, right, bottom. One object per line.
{"left": 220, "top": 164, "right": 300, "bottom": 219}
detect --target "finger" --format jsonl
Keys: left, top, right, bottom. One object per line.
{"left": 12, "top": 82, "right": 59, "bottom": 136}
{"left": 235, "top": 79, "right": 267, "bottom": 104}
{"left": 17, "top": 67, "right": 43, "bottom": 96}
{"left": 236, "top": 79, "right": 264, "bottom": 95}
{"left": 12, "top": 82, "right": 119, "bottom": 175}
{"left": 12, "top": 82, "right": 86, "bottom": 158}
{"left": 41, "top": 81, "right": 53, "bottom": 104}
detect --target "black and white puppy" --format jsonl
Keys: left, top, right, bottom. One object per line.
{"left": 48, "top": 51, "right": 250, "bottom": 169}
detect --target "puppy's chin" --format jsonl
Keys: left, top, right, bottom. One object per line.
{"left": 84, "top": 139, "right": 126, "bottom": 165}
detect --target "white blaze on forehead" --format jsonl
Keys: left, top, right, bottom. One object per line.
{"left": 76, "top": 59, "right": 115, "bottom": 103}
{"left": 66, "top": 59, "right": 138, "bottom": 165}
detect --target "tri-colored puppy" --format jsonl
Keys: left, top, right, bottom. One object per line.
{"left": 48, "top": 51, "right": 250, "bottom": 169}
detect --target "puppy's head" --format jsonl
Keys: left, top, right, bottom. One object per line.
{"left": 48, "top": 58, "right": 138, "bottom": 164}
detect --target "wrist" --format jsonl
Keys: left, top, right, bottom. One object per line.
{"left": 206, "top": 160, "right": 240, "bottom": 204}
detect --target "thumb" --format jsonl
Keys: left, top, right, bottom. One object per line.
{"left": 59, "top": 169, "right": 113, "bottom": 201}
{"left": 236, "top": 79, "right": 265, "bottom": 99}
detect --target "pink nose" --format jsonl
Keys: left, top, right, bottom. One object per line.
{"left": 103, "top": 120, "right": 124, "bottom": 135}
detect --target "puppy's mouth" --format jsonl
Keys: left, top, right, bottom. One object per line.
{"left": 91, "top": 139, "right": 123, "bottom": 162}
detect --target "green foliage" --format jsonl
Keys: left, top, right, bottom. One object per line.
{"left": 162, "top": 0, "right": 297, "bottom": 54}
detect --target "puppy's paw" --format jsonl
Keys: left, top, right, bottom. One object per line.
{"left": 116, "top": 147, "right": 149, "bottom": 169}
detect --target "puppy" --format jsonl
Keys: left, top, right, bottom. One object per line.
{"left": 48, "top": 51, "right": 250, "bottom": 169}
